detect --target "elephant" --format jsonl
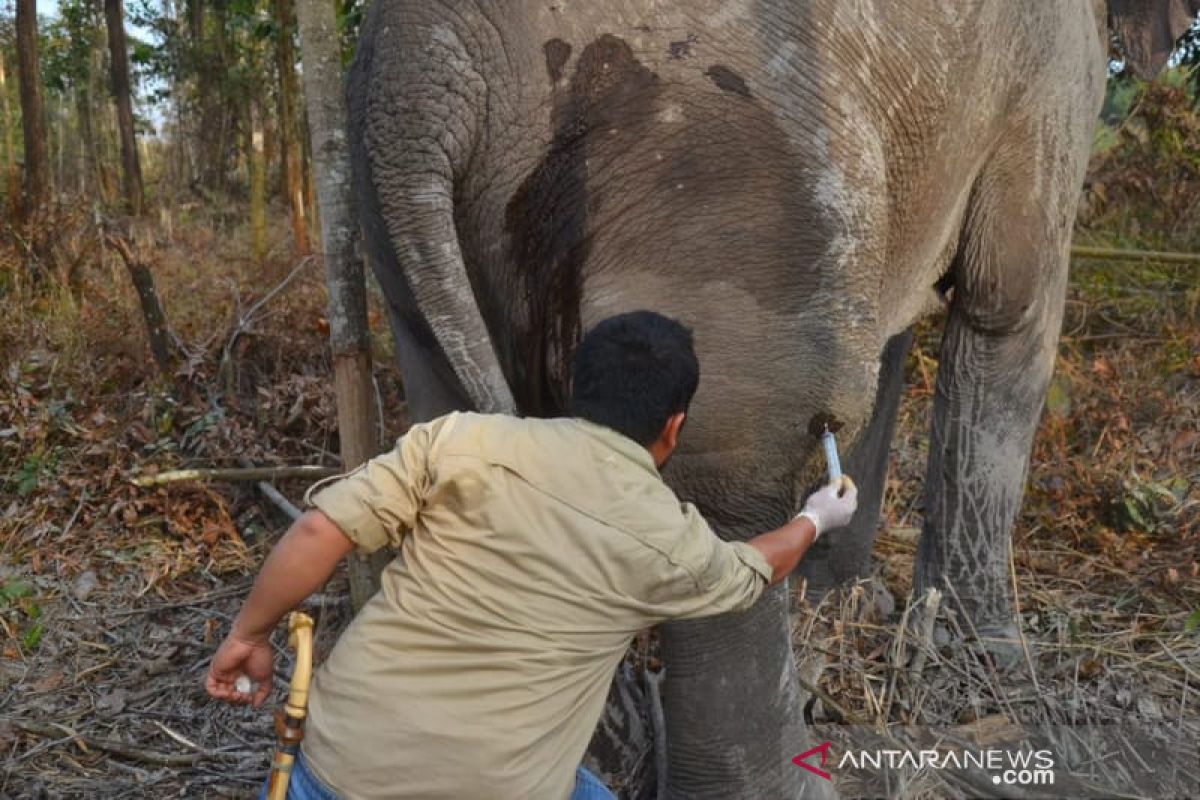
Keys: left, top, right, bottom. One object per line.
{"left": 344, "top": 1, "right": 1197, "bottom": 797}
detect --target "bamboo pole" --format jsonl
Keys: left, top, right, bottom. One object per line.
{"left": 132, "top": 465, "right": 338, "bottom": 487}
{"left": 1070, "top": 245, "right": 1200, "bottom": 264}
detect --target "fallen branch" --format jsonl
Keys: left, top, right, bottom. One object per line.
{"left": 14, "top": 720, "right": 236, "bottom": 767}
{"left": 239, "top": 457, "right": 303, "bottom": 521}
{"left": 794, "top": 673, "right": 872, "bottom": 727}
{"left": 1070, "top": 245, "right": 1200, "bottom": 264}
{"left": 219, "top": 255, "right": 317, "bottom": 391}
{"left": 907, "top": 588, "right": 942, "bottom": 686}
{"left": 132, "top": 465, "right": 337, "bottom": 487}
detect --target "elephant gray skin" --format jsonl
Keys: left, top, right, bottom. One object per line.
{"left": 345, "top": 1, "right": 1197, "bottom": 797}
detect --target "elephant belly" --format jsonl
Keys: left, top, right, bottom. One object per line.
{"left": 493, "top": 34, "right": 889, "bottom": 488}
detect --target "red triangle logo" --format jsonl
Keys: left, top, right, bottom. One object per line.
{"left": 792, "top": 741, "right": 833, "bottom": 780}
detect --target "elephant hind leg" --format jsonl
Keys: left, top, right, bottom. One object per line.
{"left": 916, "top": 140, "right": 1084, "bottom": 640}
{"left": 797, "top": 328, "right": 913, "bottom": 595}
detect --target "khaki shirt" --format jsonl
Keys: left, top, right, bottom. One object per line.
{"left": 302, "top": 413, "right": 771, "bottom": 800}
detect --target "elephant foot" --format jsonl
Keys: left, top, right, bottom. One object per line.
{"left": 974, "top": 621, "right": 1023, "bottom": 672}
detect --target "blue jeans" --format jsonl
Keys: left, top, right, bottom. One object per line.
{"left": 571, "top": 766, "right": 618, "bottom": 799}
{"left": 258, "top": 750, "right": 616, "bottom": 800}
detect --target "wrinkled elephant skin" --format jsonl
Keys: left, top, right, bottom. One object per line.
{"left": 346, "top": 1, "right": 1193, "bottom": 797}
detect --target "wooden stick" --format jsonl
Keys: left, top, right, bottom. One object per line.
{"left": 1070, "top": 245, "right": 1200, "bottom": 264}
{"left": 239, "top": 457, "right": 304, "bottom": 520}
{"left": 907, "top": 588, "right": 942, "bottom": 685}
{"left": 14, "top": 720, "right": 234, "bottom": 766}
{"left": 132, "top": 465, "right": 338, "bottom": 487}
{"left": 253, "top": 477, "right": 302, "bottom": 520}
{"left": 793, "top": 673, "right": 872, "bottom": 727}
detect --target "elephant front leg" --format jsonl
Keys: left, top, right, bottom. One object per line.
{"left": 659, "top": 585, "right": 832, "bottom": 799}
{"left": 916, "top": 162, "right": 1074, "bottom": 642}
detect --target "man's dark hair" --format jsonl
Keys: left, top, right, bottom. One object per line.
{"left": 569, "top": 311, "right": 700, "bottom": 446}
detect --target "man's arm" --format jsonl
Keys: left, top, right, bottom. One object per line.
{"left": 747, "top": 476, "right": 858, "bottom": 585}
{"left": 205, "top": 510, "right": 353, "bottom": 706}
{"left": 746, "top": 516, "right": 818, "bottom": 586}
{"left": 646, "top": 477, "right": 858, "bottom": 621}
{"left": 205, "top": 419, "right": 444, "bottom": 706}
{"left": 232, "top": 510, "right": 355, "bottom": 641}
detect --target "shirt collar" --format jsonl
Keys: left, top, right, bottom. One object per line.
{"left": 571, "top": 418, "right": 660, "bottom": 477}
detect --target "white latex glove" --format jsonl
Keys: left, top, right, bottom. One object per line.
{"left": 796, "top": 476, "right": 858, "bottom": 539}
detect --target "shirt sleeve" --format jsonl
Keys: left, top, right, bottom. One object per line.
{"left": 644, "top": 501, "right": 773, "bottom": 621}
{"left": 303, "top": 419, "right": 441, "bottom": 554}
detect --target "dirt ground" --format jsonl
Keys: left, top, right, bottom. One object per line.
{"left": 1, "top": 199, "right": 1197, "bottom": 798}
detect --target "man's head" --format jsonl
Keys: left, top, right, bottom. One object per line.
{"left": 569, "top": 311, "right": 700, "bottom": 466}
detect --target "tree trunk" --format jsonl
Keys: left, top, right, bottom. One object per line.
{"left": 249, "top": 101, "right": 266, "bottom": 262}
{"left": 187, "top": 0, "right": 203, "bottom": 45}
{"left": 90, "top": 30, "right": 116, "bottom": 206}
{"left": 105, "top": 0, "right": 145, "bottom": 215}
{"left": 1, "top": 56, "right": 18, "bottom": 219}
{"left": 275, "top": 0, "right": 309, "bottom": 254}
{"left": 76, "top": 84, "right": 98, "bottom": 199}
{"left": 212, "top": 0, "right": 231, "bottom": 194}
{"left": 55, "top": 94, "right": 66, "bottom": 194}
{"left": 105, "top": 233, "right": 172, "bottom": 375}
{"left": 296, "top": 0, "right": 382, "bottom": 610}
{"left": 15, "top": 0, "right": 50, "bottom": 221}
{"left": 0, "top": 57, "right": 12, "bottom": 174}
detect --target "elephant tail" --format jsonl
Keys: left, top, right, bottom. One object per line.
{"left": 347, "top": 4, "right": 516, "bottom": 417}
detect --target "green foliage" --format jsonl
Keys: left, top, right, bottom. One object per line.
{"left": 1100, "top": 75, "right": 1141, "bottom": 126}
{"left": 339, "top": 0, "right": 367, "bottom": 62}
{"left": 1080, "top": 76, "right": 1200, "bottom": 251}
{"left": 13, "top": 447, "right": 60, "bottom": 496}
{"left": 1110, "top": 476, "right": 1188, "bottom": 534}
{"left": 0, "top": 579, "right": 33, "bottom": 605}
{"left": 1185, "top": 609, "right": 1200, "bottom": 634}
{"left": 22, "top": 621, "right": 44, "bottom": 650}
{"left": 1, "top": 579, "right": 44, "bottom": 654}
{"left": 7, "top": 0, "right": 108, "bottom": 102}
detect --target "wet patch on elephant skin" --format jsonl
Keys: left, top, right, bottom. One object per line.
{"left": 505, "top": 34, "right": 660, "bottom": 417}
{"left": 542, "top": 38, "right": 571, "bottom": 84}
{"left": 704, "top": 65, "right": 751, "bottom": 98}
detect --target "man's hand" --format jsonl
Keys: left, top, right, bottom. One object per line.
{"left": 201, "top": 509, "right": 354, "bottom": 707}
{"left": 748, "top": 475, "right": 860, "bottom": 584}
{"left": 206, "top": 631, "right": 273, "bottom": 707}
{"left": 797, "top": 476, "right": 858, "bottom": 539}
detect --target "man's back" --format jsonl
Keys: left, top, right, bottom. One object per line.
{"left": 302, "top": 413, "right": 769, "bottom": 799}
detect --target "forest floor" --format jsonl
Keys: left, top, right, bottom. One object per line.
{"left": 0, "top": 197, "right": 1197, "bottom": 798}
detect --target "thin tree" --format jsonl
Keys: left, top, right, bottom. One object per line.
{"left": 62, "top": 0, "right": 102, "bottom": 201}
{"left": 0, "top": 55, "right": 15, "bottom": 188}
{"left": 2, "top": 52, "right": 17, "bottom": 222}
{"left": 248, "top": 100, "right": 266, "bottom": 262}
{"left": 296, "top": 0, "right": 381, "bottom": 609}
{"left": 275, "top": 0, "right": 309, "bottom": 253}
{"left": 15, "top": 0, "right": 50, "bottom": 222}
{"left": 105, "top": 0, "right": 145, "bottom": 214}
